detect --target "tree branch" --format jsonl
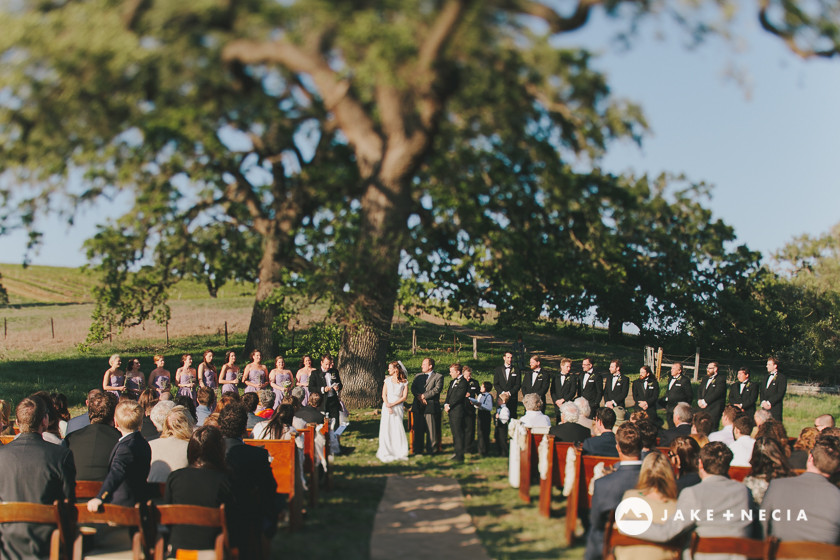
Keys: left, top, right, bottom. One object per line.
{"left": 222, "top": 39, "right": 384, "bottom": 173}
{"left": 514, "top": 0, "right": 599, "bottom": 34}
{"left": 222, "top": 169, "right": 269, "bottom": 234}
{"left": 757, "top": 0, "right": 839, "bottom": 59}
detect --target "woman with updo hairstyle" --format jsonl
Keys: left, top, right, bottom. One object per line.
{"left": 50, "top": 393, "right": 70, "bottom": 438}
{"left": 148, "top": 405, "right": 196, "bottom": 483}
{"left": 742, "top": 436, "right": 793, "bottom": 505}
{"left": 755, "top": 418, "right": 791, "bottom": 458}
{"left": 615, "top": 451, "right": 678, "bottom": 560}
{"left": 669, "top": 435, "right": 701, "bottom": 492}
{"left": 164, "top": 425, "right": 232, "bottom": 555}
{"left": 790, "top": 426, "right": 819, "bottom": 470}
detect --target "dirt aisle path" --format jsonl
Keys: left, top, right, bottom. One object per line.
{"left": 369, "top": 475, "right": 491, "bottom": 560}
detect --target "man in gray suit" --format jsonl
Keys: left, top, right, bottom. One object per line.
{"left": 0, "top": 396, "right": 76, "bottom": 560}
{"left": 762, "top": 434, "right": 840, "bottom": 544}
{"left": 642, "top": 442, "right": 755, "bottom": 556}
{"left": 419, "top": 357, "right": 444, "bottom": 454}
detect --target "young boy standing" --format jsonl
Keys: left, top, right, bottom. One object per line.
{"left": 494, "top": 391, "right": 511, "bottom": 456}
{"left": 87, "top": 400, "right": 152, "bottom": 511}
{"left": 469, "top": 381, "right": 494, "bottom": 457}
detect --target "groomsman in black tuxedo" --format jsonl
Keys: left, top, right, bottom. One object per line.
{"left": 493, "top": 351, "right": 521, "bottom": 419}
{"left": 578, "top": 357, "right": 602, "bottom": 416}
{"left": 410, "top": 366, "right": 428, "bottom": 454}
{"left": 728, "top": 367, "right": 758, "bottom": 418}
{"left": 660, "top": 363, "right": 693, "bottom": 429}
{"left": 602, "top": 359, "right": 629, "bottom": 409}
{"left": 551, "top": 358, "right": 577, "bottom": 423}
{"left": 760, "top": 357, "right": 787, "bottom": 422}
{"left": 308, "top": 354, "right": 343, "bottom": 431}
{"left": 521, "top": 355, "right": 551, "bottom": 413}
{"left": 444, "top": 363, "right": 469, "bottom": 463}
{"left": 632, "top": 365, "right": 659, "bottom": 420}
{"left": 697, "top": 362, "right": 727, "bottom": 430}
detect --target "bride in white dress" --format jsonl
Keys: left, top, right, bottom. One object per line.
{"left": 376, "top": 361, "right": 409, "bottom": 463}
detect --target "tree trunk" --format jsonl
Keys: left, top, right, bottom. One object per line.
{"left": 244, "top": 233, "right": 285, "bottom": 357}
{"left": 608, "top": 315, "right": 623, "bottom": 340}
{"left": 338, "top": 322, "right": 390, "bottom": 409}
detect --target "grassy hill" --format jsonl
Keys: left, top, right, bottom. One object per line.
{"left": 0, "top": 263, "right": 255, "bottom": 305}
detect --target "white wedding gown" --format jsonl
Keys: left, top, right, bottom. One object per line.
{"left": 376, "top": 377, "right": 409, "bottom": 462}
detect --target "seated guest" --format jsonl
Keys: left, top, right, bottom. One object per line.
{"left": 637, "top": 420, "right": 658, "bottom": 459}
{"left": 708, "top": 405, "right": 740, "bottom": 446}
{"left": 203, "top": 393, "right": 239, "bottom": 428}
{"left": 195, "top": 387, "right": 216, "bottom": 426}
{"left": 815, "top": 414, "right": 835, "bottom": 432}
{"left": 641, "top": 442, "right": 755, "bottom": 554}
{"left": 164, "top": 425, "right": 233, "bottom": 556}
{"left": 690, "top": 410, "right": 712, "bottom": 448}
{"left": 742, "top": 436, "right": 793, "bottom": 505}
{"left": 549, "top": 402, "right": 591, "bottom": 443}
{"left": 582, "top": 408, "right": 618, "bottom": 457}
{"left": 138, "top": 389, "right": 161, "bottom": 441}
{"left": 0, "top": 397, "right": 76, "bottom": 559}
{"left": 150, "top": 400, "right": 175, "bottom": 435}
{"left": 51, "top": 393, "right": 71, "bottom": 438}
{"left": 790, "top": 426, "right": 819, "bottom": 470}
{"left": 584, "top": 422, "right": 643, "bottom": 560}
{"left": 31, "top": 391, "right": 62, "bottom": 444}
{"left": 669, "top": 436, "right": 701, "bottom": 492}
{"left": 148, "top": 405, "right": 196, "bottom": 483}
{"left": 173, "top": 395, "right": 197, "bottom": 423}
{"left": 728, "top": 415, "right": 756, "bottom": 467}
{"left": 255, "top": 389, "right": 275, "bottom": 420}
{"left": 762, "top": 434, "right": 840, "bottom": 543}
{"left": 0, "top": 398, "right": 13, "bottom": 436}
{"left": 87, "top": 400, "right": 152, "bottom": 511}
{"left": 253, "top": 403, "right": 296, "bottom": 440}
{"left": 66, "top": 391, "right": 100, "bottom": 435}
{"left": 658, "top": 402, "right": 693, "bottom": 447}
{"left": 219, "top": 403, "right": 278, "bottom": 560}
{"left": 616, "top": 451, "right": 677, "bottom": 560}
{"left": 520, "top": 393, "right": 552, "bottom": 428}
{"left": 241, "top": 392, "right": 262, "bottom": 432}
{"left": 756, "top": 419, "right": 791, "bottom": 459}
{"left": 295, "top": 390, "right": 326, "bottom": 425}
{"left": 574, "top": 397, "right": 594, "bottom": 434}
{"left": 752, "top": 409, "right": 772, "bottom": 437}
{"left": 64, "top": 391, "right": 120, "bottom": 481}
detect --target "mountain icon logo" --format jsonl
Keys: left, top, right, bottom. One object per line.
{"left": 615, "top": 497, "right": 654, "bottom": 536}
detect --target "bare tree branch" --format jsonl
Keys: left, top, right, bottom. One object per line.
{"left": 757, "top": 0, "right": 839, "bottom": 59}
{"left": 514, "top": 0, "right": 599, "bottom": 34}
{"left": 222, "top": 39, "right": 383, "bottom": 172}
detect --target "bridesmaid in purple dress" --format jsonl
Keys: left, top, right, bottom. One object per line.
{"left": 296, "top": 355, "right": 315, "bottom": 406}
{"left": 176, "top": 354, "right": 198, "bottom": 405}
{"left": 124, "top": 358, "right": 146, "bottom": 400}
{"left": 197, "top": 350, "right": 218, "bottom": 393}
{"left": 219, "top": 351, "right": 239, "bottom": 395}
{"left": 243, "top": 350, "right": 268, "bottom": 394}
{"left": 269, "top": 356, "right": 293, "bottom": 405}
{"left": 148, "top": 354, "right": 172, "bottom": 398}
{"left": 102, "top": 354, "right": 126, "bottom": 399}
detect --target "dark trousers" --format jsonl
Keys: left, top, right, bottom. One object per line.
{"left": 449, "top": 409, "right": 465, "bottom": 461}
{"left": 494, "top": 418, "right": 508, "bottom": 456}
{"left": 477, "top": 410, "right": 492, "bottom": 456}
{"left": 410, "top": 409, "right": 427, "bottom": 454}
{"left": 464, "top": 410, "right": 476, "bottom": 453}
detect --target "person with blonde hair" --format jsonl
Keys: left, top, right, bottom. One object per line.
{"left": 148, "top": 405, "right": 196, "bottom": 483}
{"left": 102, "top": 353, "right": 126, "bottom": 399}
{"left": 148, "top": 355, "right": 171, "bottom": 398}
{"left": 616, "top": 451, "right": 678, "bottom": 560}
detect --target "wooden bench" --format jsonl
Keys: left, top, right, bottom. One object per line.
{"left": 771, "top": 537, "right": 840, "bottom": 560}
{"left": 518, "top": 427, "right": 549, "bottom": 503}
{"left": 0, "top": 434, "right": 15, "bottom": 445}
{"left": 70, "top": 502, "right": 152, "bottom": 560}
{"left": 150, "top": 503, "right": 238, "bottom": 560}
{"left": 602, "top": 509, "right": 683, "bottom": 560}
{"left": 0, "top": 501, "right": 69, "bottom": 560}
{"left": 689, "top": 532, "right": 768, "bottom": 560}
{"left": 244, "top": 438, "right": 303, "bottom": 531}
{"left": 537, "top": 438, "right": 577, "bottom": 515}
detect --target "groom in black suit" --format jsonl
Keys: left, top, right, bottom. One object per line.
{"left": 410, "top": 366, "right": 428, "bottom": 454}
{"left": 444, "top": 363, "right": 469, "bottom": 463}
{"left": 308, "top": 354, "right": 343, "bottom": 431}
{"left": 493, "top": 351, "right": 521, "bottom": 418}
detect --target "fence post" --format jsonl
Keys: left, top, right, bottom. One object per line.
{"left": 108, "top": 323, "right": 112, "bottom": 343}
{"left": 291, "top": 326, "right": 295, "bottom": 351}
{"left": 165, "top": 321, "right": 169, "bottom": 346}
{"left": 693, "top": 348, "right": 701, "bottom": 382}
{"left": 224, "top": 321, "right": 228, "bottom": 346}
{"left": 51, "top": 318, "right": 55, "bottom": 339}
{"left": 412, "top": 329, "right": 417, "bottom": 355}
{"left": 4, "top": 317, "right": 6, "bottom": 339}
{"left": 655, "top": 347, "right": 663, "bottom": 380}
{"left": 473, "top": 336, "right": 477, "bottom": 359}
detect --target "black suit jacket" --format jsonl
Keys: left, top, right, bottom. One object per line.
{"left": 728, "top": 380, "right": 758, "bottom": 417}
{"left": 464, "top": 378, "right": 481, "bottom": 416}
{"left": 165, "top": 466, "right": 234, "bottom": 552}
{"left": 64, "top": 422, "right": 121, "bottom": 481}
{"left": 582, "top": 431, "right": 618, "bottom": 457}
{"left": 445, "top": 376, "right": 469, "bottom": 417}
{"left": 698, "top": 375, "right": 727, "bottom": 427}
{"left": 631, "top": 378, "right": 659, "bottom": 414}
{"left": 578, "top": 370, "right": 602, "bottom": 412}
{"left": 224, "top": 438, "right": 278, "bottom": 557}
{"left": 295, "top": 406, "right": 325, "bottom": 425}
{"left": 0, "top": 432, "right": 76, "bottom": 560}
{"left": 521, "top": 368, "right": 551, "bottom": 400}
{"left": 308, "top": 368, "right": 343, "bottom": 411}
{"left": 759, "top": 373, "right": 787, "bottom": 421}
{"left": 586, "top": 463, "right": 643, "bottom": 560}
{"left": 550, "top": 372, "right": 578, "bottom": 406}
{"left": 97, "top": 431, "right": 151, "bottom": 506}
{"left": 410, "top": 373, "right": 428, "bottom": 415}
{"left": 549, "top": 422, "right": 591, "bottom": 443}
{"left": 658, "top": 423, "right": 692, "bottom": 447}
{"left": 602, "top": 374, "right": 629, "bottom": 407}
{"left": 493, "top": 364, "right": 521, "bottom": 408}
{"left": 661, "top": 374, "right": 693, "bottom": 410}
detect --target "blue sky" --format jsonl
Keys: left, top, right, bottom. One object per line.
{"left": 2, "top": 8, "right": 839, "bottom": 268}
